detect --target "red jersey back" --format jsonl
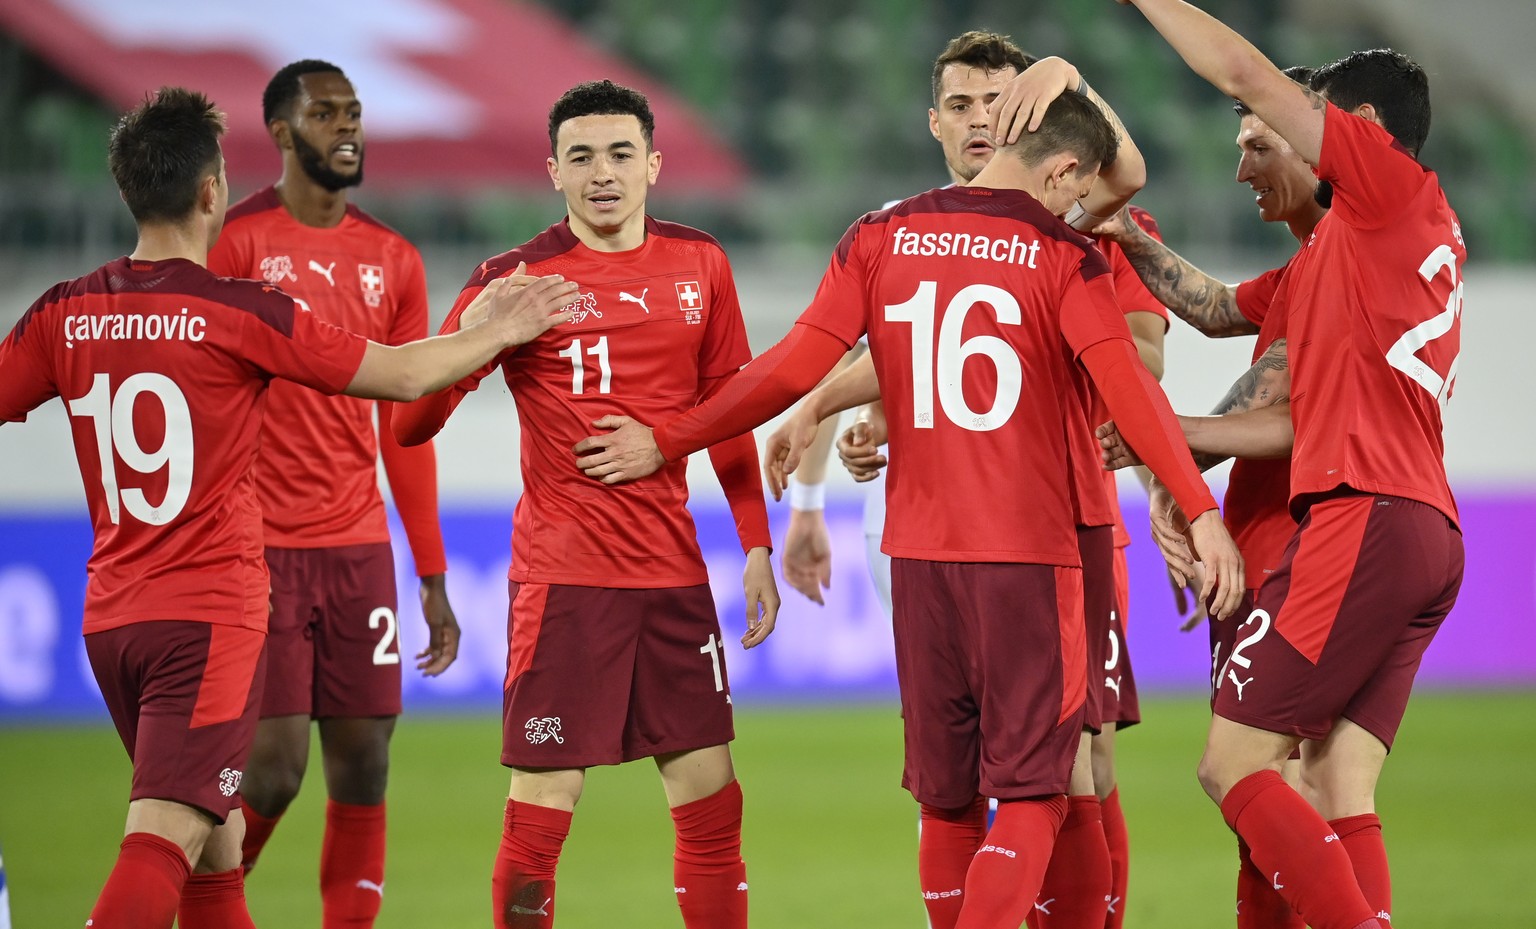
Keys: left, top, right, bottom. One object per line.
{"left": 209, "top": 187, "right": 430, "bottom": 548}
{"left": 798, "top": 186, "right": 1139, "bottom": 566}
{"left": 1227, "top": 259, "right": 1299, "bottom": 590}
{"left": 1266, "top": 106, "right": 1462, "bottom": 524}
{"left": 439, "top": 218, "right": 754, "bottom": 588}
{"left": 0, "top": 258, "right": 367, "bottom": 633}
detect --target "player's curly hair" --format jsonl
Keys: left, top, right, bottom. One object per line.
{"left": 108, "top": 87, "right": 226, "bottom": 224}
{"left": 263, "top": 59, "right": 347, "bottom": 125}
{"left": 1311, "top": 49, "right": 1430, "bottom": 157}
{"left": 931, "top": 31, "right": 1037, "bottom": 104}
{"left": 547, "top": 80, "right": 656, "bottom": 154}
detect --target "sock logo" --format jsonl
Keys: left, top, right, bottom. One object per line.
{"left": 1034, "top": 897, "right": 1055, "bottom": 915}
{"left": 1271, "top": 872, "right": 1284, "bottom": 891}
{"left": 1108, "top": 894, "right": 1121, "bottom": 914}
{"left": 675, "top": 887, "right": 687, "bottom": 894}
{"left": 1324, "top": 832, "right": 1340, "bottom": 843}
{"left": 922, "top": 888, "right": 962, "bottom": 900}
{"left": 508, "top": 898, "right": 551, "bottom": 916}
{"left": 977, "top": 844, "right": 1016, "bottom": 858}
{"left": 1378, "top": 911, "right": 1392, "bottom": 921}
{"left": 356, "top": 879, "right": 385, "bottom": 897}
{"left": 737, "top": 882, "right": 749, "bottom": 891}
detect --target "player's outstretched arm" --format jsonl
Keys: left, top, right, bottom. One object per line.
{"left": 573, "top": 323, "right": 850, "bottom": 485}
{"left": 1094, "top": 207, "right": 1256, "bottom": 338}
{"left": 764, "top": 349, "right": 881, "bottom": 496}
{"left": 1118, "top": 0, "right": 1324, "bottom": 164}
{"left": 1081, "top": 337, "right": 1243, "bottom": 618}
{"left": 987, "top": 56, "right": 1147, "bottom": 223}
{"left": 348, "top": 275, "right": 576, "bottom": 403}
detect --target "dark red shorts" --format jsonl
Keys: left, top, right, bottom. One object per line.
{"left": 1213, "top": 493, "right": 1463, "bottom": 749}
{"left": 1103, "top": 547, "right": 1140, "bottom": 728}
{"left": 891, "top": 559, "right": 1086, "bottom": 808}
{"left": 263, "top": 543, "right": 401, "bottom": 719}
{"left": 1078, "top": 526, "right": 1115, "bottom": 734}
{"left": 500, "top": 582, "right": 734, "bottom": 768}
{"left": 1209, "top": 589, "right": 1258, "bottom": 708}
{"left": 86, "top": 621, "right": 266, "bottom": 822}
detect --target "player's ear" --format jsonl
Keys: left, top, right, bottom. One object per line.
{"left": 1352, "top": 102, "right": 1381, "bottom": 129}
{"left": 268, "top": 118, "right": 291, "bottom": 151}
{"left": 647, "top": 149, "right": 662, "bottom": 186}
{"left": 929, "top": 108, "right": 942, "bottom": 143}
{"left": 1050, "top": 154, "right": 1081, "bottom": 189}
{"left": 547, "top": 156, "right": 562, "bottom": 191}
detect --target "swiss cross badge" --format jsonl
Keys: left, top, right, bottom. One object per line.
{"left": 358, "top": 264, "right": 386, "bottom": 308}
{"left": 674, "top": 280, "right": 703, "bottom": 325}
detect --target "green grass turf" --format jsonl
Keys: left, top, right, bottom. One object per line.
{"left": 1, "top": 691, "right": 1532, "bottom": 927}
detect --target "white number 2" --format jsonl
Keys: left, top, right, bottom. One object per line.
{"left": 1385, "top": 244, "right": 1462, "bottom": 409}
{"left": 67, "top": 372, "right": 194, "bottom": 526}
{"left": 558, "top": 336, "right": 611, "bottom": 394}
{"left": 884, "top": 281, "right": 1023, "bottom": 431}
{"left": 699, "top": 633, "right": 724, "bottom": 692}
{"left": 369, "top": 607, "right": 400, "bottom": 666}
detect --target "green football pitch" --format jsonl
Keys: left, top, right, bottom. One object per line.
{"left": 2, "top": 691, "right": 1531, "bottom": 927}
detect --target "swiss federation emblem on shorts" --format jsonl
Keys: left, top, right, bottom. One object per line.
{"left": 524, "top": 716, "right": 565, "bottom": 745}
{"left": 674, "top": 280, "right": 703, "bottom": 325}
{"left": 218, "top": 767, "right": 243, "bottom": 797}
{"left": 260, "top": 255, "right": 298, "bottom": 285}
{"left": 358, "top": 264, "right": 386, "bottom": 308}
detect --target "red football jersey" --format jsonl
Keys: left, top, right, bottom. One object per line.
{"left": 430, "top": 218, "right": 769, "bottom": 588}
{"left": 208, "top": 188, "right": 445, "bottom": 574}
{"left": 798, "top": 186, "right": 1159, "bottom": 566}
{"left": 1096, "top": 207, "right": 1172, "bottom": 549}
{"left": 0, "top": 257, "right": 367, "bottom": 634}
{"left": 1254, "top": 106, "right": 1463, "bottom": 525}
{"left": 1227, "top": 259, "right": 1299, "bottom": 591}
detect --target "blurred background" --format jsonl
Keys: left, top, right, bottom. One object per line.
{"left": 0, "top": 0, "right": 1532, "bottom": 926}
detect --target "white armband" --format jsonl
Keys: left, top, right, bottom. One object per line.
{"left": 789, "top": 479, "right": 826, "bottom": 512}
{"left": 1064, "top": 203, "right": 1113, "bottom": 232}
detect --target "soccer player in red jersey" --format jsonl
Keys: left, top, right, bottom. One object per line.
{"left": 391, "top": 80, "right": 778, "bottom": 929}
{"left": 573, "top": 84, "right": 1242, "bottom": 929}
{"left": 765, "top": 38, "right": 1167, "bottom": 928}
{"left": 1092, "top": 65, "right": 1327, "bottom": 929}
{"left": 0, "top": 87, "right": 574, "bottom": 929}
{"left": 1095, "top": 5, "right": 1465, "bottom": 928}
{"left": 205, "top": 59, "right": 456, "bottom": 925}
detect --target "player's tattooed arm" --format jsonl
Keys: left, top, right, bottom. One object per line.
{"left": 1103, "top": 210, "right": 1258, "bottom": 338}
{"left": 1097, "top": 339, "right": 1289, "bottom": 471}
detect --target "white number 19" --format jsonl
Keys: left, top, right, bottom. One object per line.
{"left": 67, "top": 372, "right": 194, "bottom": 526}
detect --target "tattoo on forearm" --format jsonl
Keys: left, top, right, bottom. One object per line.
{"left": 1116, "top": 221, "right": 1256, "bottom": 338}
{"left": 1192, "top": 339, "right": 1289, "bottom": 471}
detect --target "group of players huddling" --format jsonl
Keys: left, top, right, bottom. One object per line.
{"left": 0, "top": 1, "right": 1463, "bottom": 928}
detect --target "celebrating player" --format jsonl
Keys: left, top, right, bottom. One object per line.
{"left": 206, "top": 59, "right": 457, "bottom": 926}
{"left": 766, "top": 36, "right": 1167, "bottom": 928}
{"left": 0, "top": 87, "right": 574, "bottom": 929}
{"left": 1101, "top": 4, "right": 1465, "bottom": 927}
{"left": 391, "top": 80, "right": 778, "bottom": 929}
{"left": 573, "top": 81, "right": 1242, "bottom": 928}
{"left": 1091, "top": 63, "right": 1327, "bottom": 928}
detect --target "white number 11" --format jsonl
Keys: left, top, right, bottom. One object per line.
{"left": 558, "top": 336, "right": 611, "bottom": 394}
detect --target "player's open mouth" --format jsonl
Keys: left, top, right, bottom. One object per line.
{"left": 966, "top": 138, "right": 994, "bottom": 155}
{"left": 1253, "top": 186, "right": 1273, "bottom": 201}
{"left": 333, "top": 142, "right": 361, "bottom": 164}
{"left": 589, "top": 193, "right": 621, "bottom": 208}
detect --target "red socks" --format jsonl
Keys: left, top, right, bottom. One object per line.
{"left": 238, "top": 798, "right": 282, "bottom": 873}
{"left": 178, "top": 868, "right": 257, "bottom": 929}
{"left": 1221, "top": 771, "right": 1382, "bottom": 929}
{"left": 671, "top": 779, "right": 749, "bottom": 929}
{"left": 321, "top": 800, "right": 388, "bottom": 928}
{"left": 88, "top": 832, "right": 190, "bottom": 929}
{"left": 1032, "top": 795, "right": 1112, "bottom": 929}
{"left": 1236, "top": 838, "right": 1303, "bottom": 929}
{"left": 1331, "top": 814, "right": 1391, "bottom": 922}
{"left": 918, "top": 797, "right": 989, "bottom": 929}
{"left": 493, "top": 798, "right": 572, "bottom": 929}
{"left": 954, "top": 795, "right": 1068, "bottom": 929}
{"left": 1100, "top": 788, "right": 1129, "bottom": 929}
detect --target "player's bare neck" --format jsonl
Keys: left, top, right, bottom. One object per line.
{"left": 130, "top": 223, "right": 208, "bottom": 267}
{"left": 275, "top": 175, "right": 348, "bottom": 229}
{"left": 571, "top": 214, "right": 647, "bottom": 253}
{"left": 969, "top": 158, "right": 1044, "bottom": 203}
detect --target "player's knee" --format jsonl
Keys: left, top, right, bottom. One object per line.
{"left": 240, "top": 756, "right": 306, "bottom": 814}
{"left": 1195, "top": 751, "right": 1233, "bottom": 805}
